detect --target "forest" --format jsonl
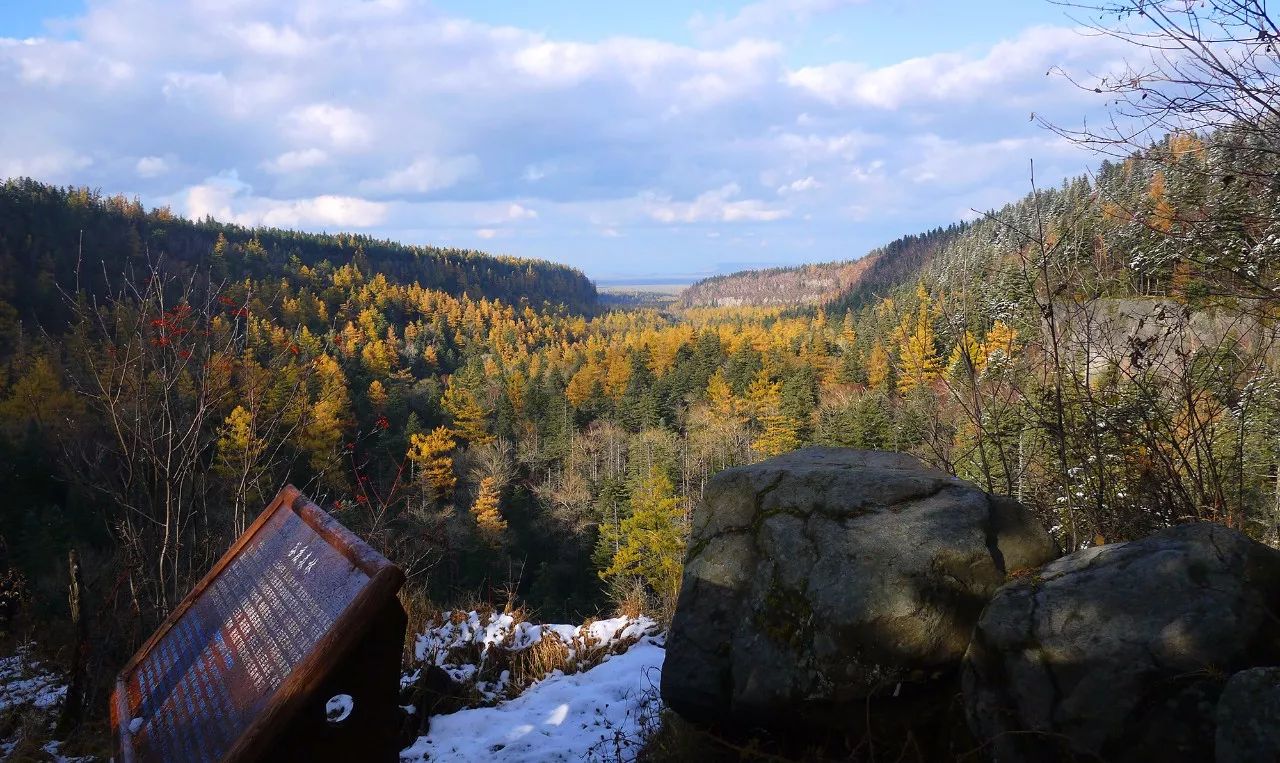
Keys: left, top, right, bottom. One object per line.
{"left": 0, "top": 0, "right": 1278, "bottom": 753}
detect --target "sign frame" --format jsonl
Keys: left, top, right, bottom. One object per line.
{"left": 110, "top": 485, "right": 406, "bottom": 762}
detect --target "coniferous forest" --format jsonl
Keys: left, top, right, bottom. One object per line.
{"left": 1, "top": 0, "right": 1279, "bottom": 756}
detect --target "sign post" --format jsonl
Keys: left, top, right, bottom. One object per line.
{"left": 110, "top": 486, "right": 407, "bottom": 762}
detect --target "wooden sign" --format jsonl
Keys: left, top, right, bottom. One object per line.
{"left": 111, "top": 486, "right": 407, "bottom": 762}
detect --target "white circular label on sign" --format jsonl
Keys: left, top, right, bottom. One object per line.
{"left": 325, "top": 694, "right": 354, "bottom": 725}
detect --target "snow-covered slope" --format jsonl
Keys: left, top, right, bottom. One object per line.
{"left": 401, "top": 636, "right": 663, "bottom": 762}
{"left": 401, "top": 612, "right": 665, "bottom": 762}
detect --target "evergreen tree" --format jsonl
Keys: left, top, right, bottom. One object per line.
{"left": 894, "top": 284, "right": 943, "bottom": 394}
{"left": 747, "top": 369, "right": 801, "bottom": 458}
{"left": 470, "top": 476, "right": 507, "bottom": 545}
{"left": 442, "top": 373, "right": 493, "bottom": 445}
{"left": 600, "top": 469, "right": 685, "bottom": 605}
{"left": 408, "top": 426, "right": 457, "bottom": 501}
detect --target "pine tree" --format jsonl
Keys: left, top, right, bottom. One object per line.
{"left": 407, "top": 426, "right": 457, "bottom": 500}
{"left": 442, "top": 374, "right": 493, "bottom": 445}
{"left": 867, "top": 339, "right": 892, "bottom": 392}
{"left": 981, "top": 321, "right": 1018, "bottom": 370}
{"left": 893, "top": 285, "right": 942, "bottom": 394}
{"left": 367, "top": 379, "right": 388, "bottom": 412}
{"left": 600, "top": 469, "right": 685, "bottom": 605}
{"left": 470, "top": 476, "right": 506, "bottom": 545}
{"left": 215, "top": 405, "right": 266, "bottom": 474}
{"left": 747, "top": 369, "right": 800, "bottom": 458}
{"left": 706, "top": 368, "right": 738, "bottom": 419}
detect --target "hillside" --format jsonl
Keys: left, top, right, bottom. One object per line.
{"left": 0, "top": 178, "right": 599, "bottom": 328}
{"left": 677, "top": 224, "right": 964, "bottom": 311}
{"left": 677, "top": 260, "right": 869, "bottom": 308}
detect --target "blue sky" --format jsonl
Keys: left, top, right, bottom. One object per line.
{"left": 0, "top": 0, "right": 1131, "bottom": 280}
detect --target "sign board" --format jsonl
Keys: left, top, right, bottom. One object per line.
{"left": 111, "top": 486, "right": 407, "bottom": 762}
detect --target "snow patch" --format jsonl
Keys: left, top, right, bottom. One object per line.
{"left": 400, "top": 636, "right": 664, "bottom": 762}
{"left": 410, "top": 610, "right": 657, "bottom": 703}
{"left": 0, "top": 646, "right": 67, "bottom": 714}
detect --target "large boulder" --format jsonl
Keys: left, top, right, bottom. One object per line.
{"left": 964, "top": 523, "right": 1280, "bottom": 763}
{"left": 1216, "top": 667, "right": 1280, "bottom": 763}
{"left": 661, "top": 447, "right": 1056, "bottom": 730}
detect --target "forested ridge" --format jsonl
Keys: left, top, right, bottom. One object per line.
{"left": 678, "top": 224, "right": 964, "bottom": 310}
{"left": 0, "top": 178, "right": 599, "bottom": 330}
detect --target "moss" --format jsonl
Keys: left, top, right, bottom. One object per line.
{"left": 753, "top": 576, "right": 814, "bottom": 650}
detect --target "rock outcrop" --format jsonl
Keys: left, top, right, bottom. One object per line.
{"left": 1215, "top": 667, "right": 1280, "bottom": 763}
{"left": 963, "top": 523, "right": 1280, "bottom": 763}
{"left": 661, "top": 447, "right": 1056, "bottom": 730}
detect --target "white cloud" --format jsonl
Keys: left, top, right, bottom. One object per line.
{"left": 0, "top": 0, "right": 1119, "bottom": 276}
{"left": 285, "top": 104, "right": 373, "bottom": 151}
{"left": 648, "top": 184, "right": 790, "bottom": 224}
{"left": 361, "top": 155, "right": 478, "bottom": 195}
{"left": 777, "top": 176, "right": 820, "bottom": 194}
{"left": 135, "top": 156, "right": 170, "bottom": 178}
{"left": 476, "top": 228, "right": 498, "bottom": 239}
{"left": 0, "top": 149, "right": 92, "bottom": 181}
{"left": 522, "top": 163, "right": 553, "bottom": 182}
{"left": 236, "top": 23, "right": 314, "bottom": 58}
{"left": 182, "top": 174, "right": 387, "bottom": 228}
{"left": 787, "top": 26, "right": 1126, "bottom": 110}
{"left": 261, "top": 148, "right": 329, "bottom": 174}
{"left": 506, "top": 203, "right": 537, "bottom": 221}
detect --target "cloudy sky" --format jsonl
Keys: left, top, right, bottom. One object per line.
{"left": 1, "top": 0, "right": 1132, "bottom": 280}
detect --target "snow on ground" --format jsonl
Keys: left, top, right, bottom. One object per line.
{"left": 408, "top": 610, "right": 658, "bottom": 703}
{"left": 0, "top": 646, "right": 91, "bottom": 762}
{"left": 400, "top": 634, "right": 664, "bottom": 762}
{"left": 0, "top": 647, "right": 67, "bottom": 715}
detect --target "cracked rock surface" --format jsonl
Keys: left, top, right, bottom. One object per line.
{"left": 963, "top": 523, "right": 1280, "bottom": 763}
{"left": 661, "top": 447, "right": 1056, "bottom": 729}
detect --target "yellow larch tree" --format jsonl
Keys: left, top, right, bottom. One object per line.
{"left": 600, "top": 469, "right": 686, "bottom": 606}
{"left": 981, "top": 321, "right": 1018, "bottom": 369}
{"left": 706, "top": 368, "right": 739, "bottom": 419}
{"left": 566, "top": 361, "right": 601, "bottom": 408}
{"left": 367, "top": 379, "right": 388, "bottom": 412}
{"left": 407, "top": 426, "right": 457, "bottom": 501}
{"left": 866, "top": 339, "right": 891, "bottom": 392}
{"left": 746, "top": 369, "right": 800, "bottom": 458}
{"left": 442, "top": 374, "right": 493, "bottom": 445}
{"left": 947, "top": 330, "right": 983, "bottom": 378}
{"left": 470, "top": 476, "right": 507, "bottom": 545}
{"left": 1148, "top": 170, "right": 1176, "bottom": 234}
{"left": 893, "top": 285, "right": 942, "bottom": 394}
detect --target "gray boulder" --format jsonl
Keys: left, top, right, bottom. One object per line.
{"left": 1216, "top": 667, "right": 1280, "bottom": 763}
{"left": 964, "top": 523, "right": 1280, "bottom": 763}
{"left": 661, "top": 447, "right": 1056, "bottom": 729}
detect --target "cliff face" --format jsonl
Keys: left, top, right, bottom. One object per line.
{"left": 677, "top": 223, "right": 964, "bottom": 310}
{"left": 677, "top": 259, "right": 874, "bottom": 308}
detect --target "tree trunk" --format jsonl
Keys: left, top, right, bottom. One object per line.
{"left": 57, "top": 549, "right": 87, "bottom": 734}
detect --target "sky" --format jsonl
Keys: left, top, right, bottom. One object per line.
{"left": 0, "top": 0, "right": 1135, "bottom": 280}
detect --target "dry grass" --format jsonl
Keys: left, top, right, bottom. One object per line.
{"left": 409, "top": 600, "right": 654, "bottom": 708}
{"left": 609, "top": 576, "right": 677, "bottom": 629}
{"left": 505, "top": 632, "right": 573, "bottom": 697}
{"left": 396, "top": 584, "right": 439, "bottom": 666}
